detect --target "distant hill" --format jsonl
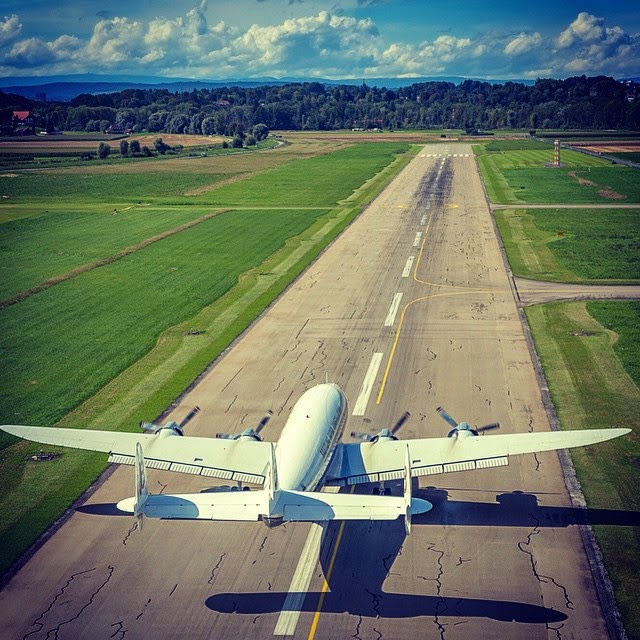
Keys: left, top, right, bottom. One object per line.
{"left": 0, "top": 74, "right": 535, "bottom": 102}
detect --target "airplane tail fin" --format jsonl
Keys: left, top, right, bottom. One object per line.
{"left": 134, "top": 442, "right": 150, "bottom": 528}
{"left": 267, "top": 442, "right": 278, "bottom": 500}
{"left": 404, "top": 445, "right": 412, "bottom": 535}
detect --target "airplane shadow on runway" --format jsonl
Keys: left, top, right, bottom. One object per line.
{"left": 205, "top": 515, "right": 567, "bottom": 623}
{"left": 203, "top": 484, "right": 640, "bottom": 623}
{"left": 411, "top": 486, "right": 640, "bottom": 528}
{"left": 78, "top": 487, "right": 638, "bottom": 623}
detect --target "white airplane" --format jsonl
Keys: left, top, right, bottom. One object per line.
{"left": 1, "top": 383, "right": 630, "bottom": 535}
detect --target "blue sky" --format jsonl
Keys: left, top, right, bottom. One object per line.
{"left": 0, "top": 0, "right": 638, "bottom": 80}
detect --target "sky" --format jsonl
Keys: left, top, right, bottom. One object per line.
{"left": 0, "top": 0, "right": 638, "bottom": 81}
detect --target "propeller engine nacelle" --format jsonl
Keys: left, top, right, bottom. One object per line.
{"left": 351, "top": 412, "right": 410, "bottom": 443}
{"left": 216, "top": 410, "right": 273, "bottom": 442}
{"left": 436, "top": 406, "right": 500, "bottom": 438}
{"left": 140, "top": 420, "right": 185, "bottom": 436}
{"left": 140, "top": 406, "right": 201, "bottom": 436}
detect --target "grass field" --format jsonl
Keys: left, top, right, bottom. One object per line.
{"left": 475, "top": 141, "right": 640, "bottom": 204}
{"left": 494, "top": 207, "right": 640, "bottom": 283}
{"left": 0, "top": 136, "right": 415, "bottom": 576}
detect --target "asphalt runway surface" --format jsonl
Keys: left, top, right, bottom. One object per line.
{"left": 0, "top": 143, "right": 625, "bottom": 639}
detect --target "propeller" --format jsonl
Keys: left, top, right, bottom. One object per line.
{"left": 140, "top": 405, "right": 201, "bottom": 436}
{"left": 436, "top": 406, "right": 500, "bottom": 437}
{"left": 216, "top": 410, "right": 273, "bottom": 441}
{"left": 351, "top": 411, "right": 411, "bottom": 442}
{"left": 178, "top": 406, "right": 201, "bottom": 429}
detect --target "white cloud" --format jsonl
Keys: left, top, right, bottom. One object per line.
{"left": 0, "top": 6, "right": 637, "bottom": 80}
{"left": 504, "top": 32, "right": 542, "bottom": 56}
{"left": 557, "top": 12, "right": 604, "bottom": 48}
{"left": 554, "top": 12, "right": 639, "bottom": 76}
{"left": 0, "top": 14, "right": 21, "bottom": 44}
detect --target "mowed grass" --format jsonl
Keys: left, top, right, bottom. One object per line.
{"left": 0, "top": 138, "right": 415, "bottom": 576}
{"left": 0, "top": 206, "right": 219, "bottom": 299}
{"left": 198, "top": 143, "right": 409, "bottom": 206}
{"left": 0, "top": 209, "right": 327, "bottom": 426}
{"left": 525, "top": 301, "right": 640, "bottom": 638}
{"left": 495, "top": 208, "right": 640, "bottom": 282}
{"left": 0, "top": 170, "right": 231, "bottom": 204}
{"left": 475, "top": 142, "right": 640, "bottom": 204}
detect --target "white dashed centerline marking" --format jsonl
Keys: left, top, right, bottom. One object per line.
{"left": 413, "top": 232, "right": 422, "bottom": 247}
{"left": 402, "top": 256, "right": 415, "bottom": 278}
{"left": 273, "top": 521, "right": 325, "bottom": 635}
{"left": 352, "top": 352, "right": 384, "bottom": 416}
{"left": 384, "top": 292, "right": 404, "bottom": 327}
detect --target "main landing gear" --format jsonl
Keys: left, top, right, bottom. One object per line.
{"left": 373, "top": 483, "right": 392, "bottom": 496}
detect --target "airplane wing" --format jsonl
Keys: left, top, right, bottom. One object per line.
{"left": 326, "top": 428, "right": 631, "bottom": 486}
{"left": 1, "top": 425, "right": 271, "bottom": 485}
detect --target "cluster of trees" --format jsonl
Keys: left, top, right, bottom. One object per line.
{"left": 2, "top": 75, "right": 639, "bottom": 135}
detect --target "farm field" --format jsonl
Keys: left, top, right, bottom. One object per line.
{"left": 0, "top": 136, "right": 415, "bottom": 576}
{"left": 482, "top": 137, "right": 640, "bottom": 638}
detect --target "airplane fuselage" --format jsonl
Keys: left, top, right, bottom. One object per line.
{"left": 275, "top": 383, "right": 348, "bottom": 492}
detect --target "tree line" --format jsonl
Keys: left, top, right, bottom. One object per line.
{"left": 1, "top": 75, "right": 639, "bottom": 135}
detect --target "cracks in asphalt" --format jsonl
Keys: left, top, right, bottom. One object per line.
{"left": 122, "top": 520, "right": 139, "bottom": 546}
{"left": 418, "top": 542, "right": 447, "bottom": 639}
{"left": 365, "top": 589, "right": 382, "bottom": 617}
{"left": 518, "top": 516, "right": 573, "bottom": 636}
{"left": 24, "top": 565, "right": 115, "bottom": 640}
{"left": 306, "top": 340, "right": 327, "bottom": 383}
{"left": 277, "top": 389, "right": 295, "bottom": 417}
{"left": 351, "top": 614, "right": 364, "bottom": 639}
{"left": 525, "top": 415, "right": 542, "bottom": 472}
{"left": 135, "top": 598, "right": 151, "bottom": 620}
{"left": 224, "top": 395, "right": 238, "bottom": 414}
{"left": 208, "top": 553, "right": 227, "bottom": 585}
{"left": 258, "top": 536, "right": 268, "bottom": 553}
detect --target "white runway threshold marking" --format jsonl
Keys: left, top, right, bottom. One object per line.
{"left": 402, "top": 256, "right": 415, "bottom": 278}
{"left": 273, "top": 521, "right": 326, "bottom": 636}
{"left": 384, "top": 292, "right": 403, "bottom": 327}
{"left": 352, "top": 352, "right": 384, "bottom": 416}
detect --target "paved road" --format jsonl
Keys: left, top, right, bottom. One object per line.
{"left": 0, "top": 144, "right": 616, "bottom": 639}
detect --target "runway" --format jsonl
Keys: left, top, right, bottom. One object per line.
{"left": 0, "top": 143, "right": 615, "bottom": 639}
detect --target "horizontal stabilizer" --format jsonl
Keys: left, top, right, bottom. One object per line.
{"left": 117, "top": 490, "right": 268, "bottom": 521}
{"left": 278, "top": 490, "right": 431, "bottom": 522}
{"left": 116, "top": 488, "right": 432, "bottom": 522}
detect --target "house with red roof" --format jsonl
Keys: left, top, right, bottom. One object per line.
{"left": 12, "top": 111, "right": 36, "bottom": 135}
